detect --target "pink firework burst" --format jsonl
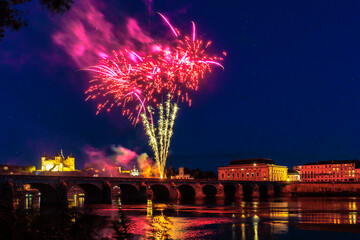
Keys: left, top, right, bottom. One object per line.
{"left": 85, "top": 13, "right": 225, "bottom": 121}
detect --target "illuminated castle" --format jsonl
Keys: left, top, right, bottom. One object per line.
{"left": 41, "top": 150, "right": 75, "bottom": 171}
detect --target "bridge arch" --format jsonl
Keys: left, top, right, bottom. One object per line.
{"left": 259, "top": 184, "right": 268, "bottom": 198}
{"left": 68, "top": 185, "right": 85, "bottom": 206}
{"left": 223, "top": 184, "right": 236, "bottom": 198}
{"left": 202, "top": 185, "right": 217, "bottom": 197}
{"left": 177, "top": 184, "right": 195, "bottom": 200}
{"left": 273, "top": 184, "right": 281, "bottom": 197}
{"left": 30, "top": 183, "right": 59, "bottom": 205}
{"left": 150, "top": 184, "right": 170, "bottom": 202}
{"left": 77, "top": 183, "right": 102, "bottom": 204}
{"left": 243, "top": 184, "right": 253, "bottom": 199}
{"left": 1, "top": 181, "right": 14, "bottom": 207}
{"left": 115, "top": 184, "right": 141, "bottom": 203}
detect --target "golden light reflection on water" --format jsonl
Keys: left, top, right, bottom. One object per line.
{"left": 15, "top": 191, "right": 40, "bottom": 210}
{"left": 253, "top": 215, "right": 259, "bottom": 240}
{"left": 68, "top": 185, "right": 85, "bottom": 207}
{"left": 241, "top": 223, "right": 246, "bottom": 240}
{"left": 147, "top": 199, "right": 153, "bottom": 217}
{"left": 12, "top": 195, "right": 360, "bottom": 239}
{"left": 69, "top": 193, "right": 85, "bottom": 207}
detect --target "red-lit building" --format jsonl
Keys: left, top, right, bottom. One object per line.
{"left": 218, "top": 158, "right": 288, "bottom": 181}
{"left": 294, "top": 160, "right": 360, "bottom": 182}
{"left": 356, "top": 168, "right": 360, "bottom": 182}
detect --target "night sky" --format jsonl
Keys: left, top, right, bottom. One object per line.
{"left": 1, "top": 0, "right": 360, "bottom": 171}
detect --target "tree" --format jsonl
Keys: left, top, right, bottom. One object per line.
{"left": 0, "top": 0, "right": 73, "bottom": 42}
{"left": 24, "top": 165, "right": 36, "bottom": 172}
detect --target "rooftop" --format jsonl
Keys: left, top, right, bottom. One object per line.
{"left": 228, "top": 158, "right": 275, "bottom": 166}
{"left": 302, "top": 160, "right": 360, "bottom": 168}
{"left": 288, "top": 169, "right": 300, "bottom": 174}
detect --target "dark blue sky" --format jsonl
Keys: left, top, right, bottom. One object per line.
{"left": 1, "top": 0, "right": 360, "bottom": 171}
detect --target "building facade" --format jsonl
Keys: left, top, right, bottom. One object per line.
{"left": 287, "top": 169, "right": 300, "bottom": 181}
{"left": 218, "top": 158, "right": 288, "bottom": 181}
{"left": 173, "top": 167, "right": 193, "bottom": 179}
{"left": 41, "top": 150, "right": 75, "bottom": 172}
{"left": 294, "top": 160, "right": 360, "bottom": 182}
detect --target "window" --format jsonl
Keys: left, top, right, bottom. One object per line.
{"left": 222, "top": 174, "right": 224, "bottom": 178}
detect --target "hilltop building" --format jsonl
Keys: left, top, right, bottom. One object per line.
{"left": 173, "top": 167, "right": 193, "bottom": 179}
{"left": 40, "top": 150, "right": 75, "bottom": 172}
{"left": 218, "top": 158, "right": 288, "bottom": 181}
{"left": 294, "top": 160, "right": 360, "bottom": 182}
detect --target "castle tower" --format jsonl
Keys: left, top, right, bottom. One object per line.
{"left": 64, "top": 153, "right": 75, "bottom": 171}
{"left": 40, "top": 151, "right": 76, "bottom": 172}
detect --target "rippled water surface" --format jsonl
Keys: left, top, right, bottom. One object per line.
{"left": 83, "top": 197, "right": 360, "bottom": 239}
{"left": 12, "top": 194, "right": 360, "bottom": 239}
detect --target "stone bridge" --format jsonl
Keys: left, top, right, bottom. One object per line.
{"left": 0, "top": 174, "right": 290, "bottom": 206}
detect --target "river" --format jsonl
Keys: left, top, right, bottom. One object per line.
{"left": 10, "top": 195, "right": 360, "bottom": 239}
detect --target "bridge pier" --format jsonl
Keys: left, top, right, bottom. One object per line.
{"left": 195, "top": 183, "right": 205, "bottom": 199}
{"left": 169, "top": 182, "right": 178, "bottom": 201}
{"left": 252, "top": 184, "right": 260, "bottom": 198}
{"left": 102, "top": 182, "right": 112, "bottom": 204}
{"left": 280, "top": 184, "right": 292, "bottom": 197}
{"left": 139, "top": 182, "right": 147, "bottom": 202}
{"left": 146, "top": 186, "right": 153, "bottom": 200}
{"left": 267, "top": 184, "right": 274, "bottom": 198}
{"left": 0, "top": 180, "right": 14, "bottom": 209}
{"left": 56, "top": 182, "right": 68, "bottom": 206}
{"left": 216, "top": 184, "right": 225, "bottom": 198}
{"left": 236, "top": 184, "right": 243, "bottom": 198}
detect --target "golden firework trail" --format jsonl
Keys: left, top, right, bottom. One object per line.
{"left": 141, "top": 94, "right": 179, "bottom": 178}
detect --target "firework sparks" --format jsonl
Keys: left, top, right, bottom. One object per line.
{"left": 83, "top": 50, "right": 147, "bottom": 122}
{"left": 157, "top": 12, "right": 178, "bottom": 37}
{"left": 141, "top": 94, "right": 178, "bottom": 178}
{"left": 85, "top": 13, "right": 224, "bottom": 178}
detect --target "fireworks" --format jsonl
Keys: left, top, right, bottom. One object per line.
{"left": 84, "top": 51, "right": 146, "bottom": 121}
{"left": 85, "top": 13, "right": 224, "bottom": 178}
{"left": 141, "top": 94, "right": 178, "bottom": 178}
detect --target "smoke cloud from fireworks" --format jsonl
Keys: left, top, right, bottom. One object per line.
{"left": 137, "top": 153, "right": 159, "bottom": 178}
{"left": 83, "top": 145, "right": 158, "bottom": 177}
{"left": 84, "top": 145, "right": 137, "bottom": 169}
{"left": 52, "top": 0, "right": 154, "bottom": 68}
{"left": 52, "top": 0, "right": 114, "bottom": 67}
